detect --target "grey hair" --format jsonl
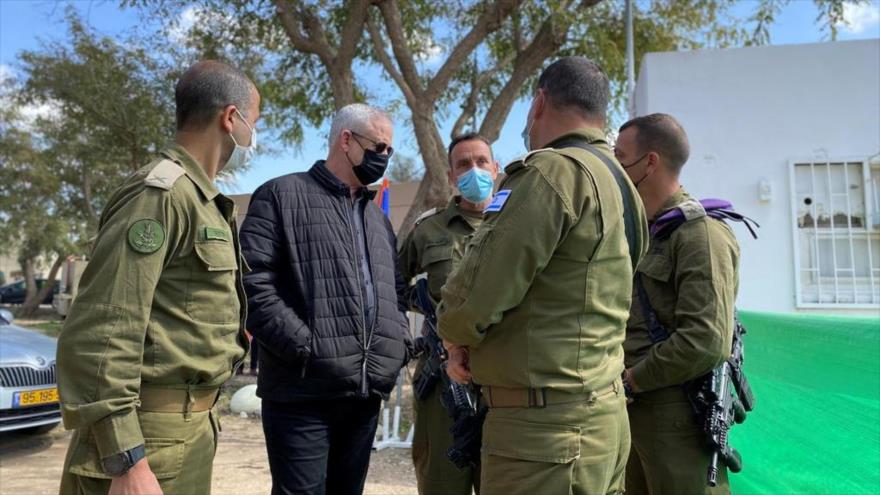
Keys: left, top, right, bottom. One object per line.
{"left": 328, "top": 103, "right": 390, "bottom": 147}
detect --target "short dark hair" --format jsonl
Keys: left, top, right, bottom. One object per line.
{"left": 619, "top": 113, "right": 690, "bottom": 173}
{"left": 447, "top": 132, "right": 492, "bottom": 167}
{"left": 537, "top": 56, "right": 609, "bottom": 122}
{"left": 175, "top": 60, "right": 256, "bottom": 131}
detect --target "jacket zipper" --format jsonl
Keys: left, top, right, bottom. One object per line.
{"left": 344, "top": 195, "right": 370, "bottom": 397}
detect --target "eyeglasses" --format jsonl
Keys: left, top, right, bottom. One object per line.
{"left": 350, "top": 130, "right": 394, "bottom": 157}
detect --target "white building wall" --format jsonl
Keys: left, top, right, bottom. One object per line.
{"left": 633, "top": 40, "right": 880, "bottom": 314}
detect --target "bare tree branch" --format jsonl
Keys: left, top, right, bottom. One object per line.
{"left": 298, "top": 3, "right": 336, "bottom": 60}
{"left": 375, "top": 0, "right": 424, "bottom": 94}
{"left": 271, "top": 0, "right": 332, "bottom": 62}
{"left": 478, "top": 0, "right": 601, "bottom": 141}
{"left": 424, "top": 0, "right": 524, "bottom": 102}
{"left": 451, "top": 52, "right": 515, "bottom": 138}
{"left": 336, "top": 0, "right": 372, "bottom": 66}
{"left": 367, "top": 15, "right": 417, "bottom": 104}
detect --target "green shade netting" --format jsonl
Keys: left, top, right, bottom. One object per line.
{"left": 729, "top": 311, "right": 880, "bottom": 494}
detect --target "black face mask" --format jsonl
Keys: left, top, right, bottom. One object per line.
{"left": 351, "top": 148, "right": 389, "bottom": 186}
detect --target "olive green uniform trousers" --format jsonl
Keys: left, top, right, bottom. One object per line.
{"left": 626, "top": 388, "right": 729, "bottom": 495}
{"left": 59, "top": 409, "right": 218, "bottom": 495}
{"left": 480, "top": 383, "right": 629, "bottom": 495}
{"left": 412, "top": 361, "right": 479, "bottom": 495}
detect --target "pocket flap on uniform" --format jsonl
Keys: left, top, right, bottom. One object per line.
{"left": 144, "top": 437, "right": 185, "bottom": 480}
{"left": 638, "top": 254, "right": 672, "bottom": 282}
{"left": 194, "top": 242, "right": 237, "bottom": 271}
{"left": 483, "top": 417, "right": 580, "bottom": 464}
{"left": 422, "top": 241, "right": 452, "bottom": 265}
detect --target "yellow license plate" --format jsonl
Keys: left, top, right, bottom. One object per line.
{"left": 14, "top": 387, "right": 59, "bottom": 408}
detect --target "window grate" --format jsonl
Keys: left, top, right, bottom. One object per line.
{"left": 791, "top": 159, "right": 880, "bottom": 307}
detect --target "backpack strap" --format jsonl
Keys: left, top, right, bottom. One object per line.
{"left": 652, "top": 198, "right": 760, "bottom": 240}
{"left": 553, "top": 139, "right": 640, "bottom": 270}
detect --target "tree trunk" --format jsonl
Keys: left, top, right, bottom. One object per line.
{"left": 20, "top": 256, "right": 37, "bottom": 302}
{"left": 395, "top": 105, "right": 453, "bottom": 243}
{"left": 17, "top": 254, "right": 64, "bottom": 318}
{"left": 330, "top": 66, "right": 356, "bottom": 109}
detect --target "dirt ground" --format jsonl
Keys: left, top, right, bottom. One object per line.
{"left": 1, "top": 308, "right": 419, "bottom": 494}
{"left": 0, "top": 413, "right": 418, "bottom": 495}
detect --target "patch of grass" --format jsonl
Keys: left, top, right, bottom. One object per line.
{"left": 21, "top": 320, "right": 63, "bottom": 338}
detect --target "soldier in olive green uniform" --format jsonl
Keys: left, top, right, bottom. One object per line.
{"left": 438, "top": 57, "right": 648, "bottom": 495}
{"left": 398, "top": 133, "right": 500, "bottom": 495}
{"left": 56, "top": 61, "right": 259, "bottom": 495}
{"left": 615, "top": 114, "right": 740, "bottom": 495}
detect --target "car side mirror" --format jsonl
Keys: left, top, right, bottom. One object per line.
{"left": 0, "top": 309, "right": 13, "bottom": 324}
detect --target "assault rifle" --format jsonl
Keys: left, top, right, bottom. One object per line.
{"left": 687, "top": 315, "right": 755, "bottom": 486}
{"left": 410, "top": 278, "right": 485, "bottom": 469}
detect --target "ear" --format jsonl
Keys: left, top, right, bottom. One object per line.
{"left": 533, "top": 90, "right": 547, "bottom": 119}
{"left": 646, "top": 151, "right": 662, "bottom": 173}
{"left": 220, "top": 105, "right": 237, "bottom": 134}
{"left": 447, "top": 167, "right": 456, "bottom": 187}
{"left": 491, "top": 160, "right": 501, "bottom": 178}
{"left": 339, "top": 129, "right": 352, "bottom": 152}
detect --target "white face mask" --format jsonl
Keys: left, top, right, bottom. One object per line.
{"left": 226, "top": 109, "right": 257, "bottom": 169}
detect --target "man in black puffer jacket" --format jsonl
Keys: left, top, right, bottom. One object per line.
{"left": 240, "top": 103, "right": 411, "bottom": 495}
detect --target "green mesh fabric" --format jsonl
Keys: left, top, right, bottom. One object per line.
{"left": 729, "top": 311, "right": 880, "bottom": 494}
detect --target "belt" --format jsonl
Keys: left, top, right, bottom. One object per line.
{"left": 482, "top": 381, "right": 620, "bottom": 409}
{"left": 138, "top": 386, "right": 219, "bottom": 413}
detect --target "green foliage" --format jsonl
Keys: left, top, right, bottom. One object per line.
{"left": 387, "top": 154, "right": 424, "bottom": 183}
{"left": 0, "top": 8, "right": 188, "bottom": 260}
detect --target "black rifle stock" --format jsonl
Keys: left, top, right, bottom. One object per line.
{"left": 410, "top": 278, "right": 485, "bottom": 469}
{"left": 688, "top": 314, "right": 754, "bottom": 486}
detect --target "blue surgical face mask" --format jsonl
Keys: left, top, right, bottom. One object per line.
{"left": 457, "top": 167, "right": 495, "bottom": 203}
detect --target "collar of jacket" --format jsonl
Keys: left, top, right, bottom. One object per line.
{"left": 160, "top": 143, "right": 220, "bottom": 201}
{"left": 545, "top": 127, "right": 608, "bottom": 149}
{"left": 309, "top": 160, "right": 377, "bottom": 200}
{"left": 651, "top": 186, "right": 691, "bottom": 224}
{"left": 447, "top": 195, "right": 482, "bottom": 225}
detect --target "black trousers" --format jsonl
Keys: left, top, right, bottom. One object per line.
{"left": 262, "top": 396, "right": 382, "bottom": 495}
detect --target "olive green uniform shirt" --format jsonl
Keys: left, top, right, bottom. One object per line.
{"left": 398, "top": 196, "right": 482, "bottom": 304}
{"left": 398, "top": 196, "right": 482, "bottom": 495}
{"left": 438, "top": 128, "right": 649, "bottom": 393}
{"left": 56, "top": 144, "right": 248, "bottom": 461}
{"left": 624, "top": 188, "right": 741, "bottom": 392}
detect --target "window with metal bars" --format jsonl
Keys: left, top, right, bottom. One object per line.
{"left": 790, "top": 158, "right": 880, "bottom": 308}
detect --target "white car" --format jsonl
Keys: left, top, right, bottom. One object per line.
{"left": 0, "top": 309, "right": 61, "bottom": 434}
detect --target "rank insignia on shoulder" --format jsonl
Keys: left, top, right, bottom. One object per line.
{"left": 414, "top": 207, "right": 439, "bottom": 225}
{"left": 484, "top": 190, "right": 511, "bottom": 213}
{"left": 127, "top": 218, "right": 166, "bottom": 254}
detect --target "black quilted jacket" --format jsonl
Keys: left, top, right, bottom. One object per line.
{"left": 240, "top": 160, "right": 410, "bottom": 402}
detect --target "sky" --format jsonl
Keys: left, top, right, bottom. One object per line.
{"left": 1, "top": 0, "right": 879, "bottom": 194}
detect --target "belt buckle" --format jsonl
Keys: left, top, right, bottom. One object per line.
{"left": 528, "top": 388, "right": 546, "bottom": 408}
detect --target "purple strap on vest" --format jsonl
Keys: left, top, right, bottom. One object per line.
{"left": 651, "top": 198, "right": 760, "bottom": 240}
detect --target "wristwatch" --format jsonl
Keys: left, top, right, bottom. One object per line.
{"left": 102, "top": 444, "right": 146, "bottom": 477}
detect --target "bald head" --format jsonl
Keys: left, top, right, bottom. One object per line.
{"left": 175, "top": 60, "right": 257, "bottom": 131}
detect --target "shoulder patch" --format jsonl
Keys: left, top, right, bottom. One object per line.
{"left": 678, "top": 200, "right": 707, "bottom": 221}
{"left": 414, "top": 207, "right": 440, "bottom": 225}
{"left": 144, "top": 159, "right": 186, "bottom": 190}
{"left": 127, "top": 218, "right": 166, "bottom": 254}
